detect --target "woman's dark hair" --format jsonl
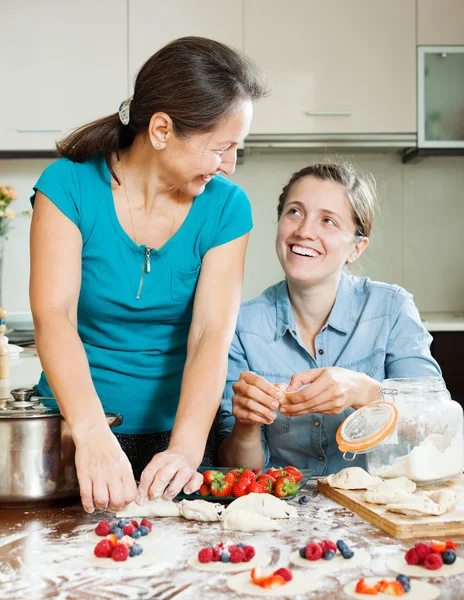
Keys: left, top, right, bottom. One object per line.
{"left": 277, "top": 161, "right": 377, "bottom": 238}
{"left": 57, "top": 36, "right": 268, "bottom": 182}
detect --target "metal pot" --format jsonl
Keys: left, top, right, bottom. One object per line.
{"left": 0, "top": 387, "right": 123, "bottom": 507}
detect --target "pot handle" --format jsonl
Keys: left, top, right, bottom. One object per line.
{"left": 105, "top": 412, "right": 123, "bottom": 429}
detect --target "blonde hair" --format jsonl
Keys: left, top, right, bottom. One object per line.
{"left": 277, "top": 161, "right": 377, "bottom": 238}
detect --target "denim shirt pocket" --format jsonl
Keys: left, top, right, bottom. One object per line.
{"left": 171, "top": 266, "right": 201, "bottom": 304}
{"left": 253, "top": 370, "right": 293, "bottom": 436}
{"left": 338, "top": 348, "right": 385, "bottom": 378}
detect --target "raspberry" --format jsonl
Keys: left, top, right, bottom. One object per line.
{"left": 123, "top": 524, "right": 136, "bottom": 536}
{"left": 415, "top": 542, "right": 432, "bottom": 561}
{"left": 94, "top": 520, "right": 111, "bottom": 536}
{"left": 230, "top": 547, "right": 246, "bottom": 563}
{"left": 130, "top": 520, "right": 139, "bottom": 529}
{"left": 211, "top": 547, "right": 221, "bottom": 562}
{"left": 405, "top": 548, "right": 420, "bottom": 565}
{"left": 424, "top": 553, "right": 443, "bottom": 570}
{"left": 319, "top": 540, "right": 337, "bottom": 554}
{"left": 274, "top": 567, "right": 293, "bottom": 582}
{"left": 242, "top": 545, "right": 256, "bottom": 562}
{"left": 305, "top": 543, "right": 322, "bottom": 561}
{"left": 140, "top": 518, "right": 152, "bottom": 532}
{"left": 198, "top": 548, "right": 213, "bottom": 563}
{"left": 94, "top": 539, "right": 113, "bottom": 558}
{"left": 112, "top": 543, "right": 129, "bottom": 562}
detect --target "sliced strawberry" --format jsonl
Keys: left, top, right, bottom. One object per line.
{"left": 430, "top": 540, "right": 447, "bottom": 554}
{"left": 383, "top": 581, "right": 406, "bottom": 596}
{"left": 250, "top": 567, "right": 269, "bottom": 585}
{"left": 355, "top": 578, "right": 378, "bottom": 595}
{"left": 446, "top": 540, "right": 458, "bottom": 550}
{"left": 259, "top": 575, "right": 287, "bottom": 588}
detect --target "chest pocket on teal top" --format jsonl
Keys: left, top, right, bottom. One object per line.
{"left": 338, "top": 348, "right": 385, "bottom": 378}
{"left": 254, "top": 370, "right": 293, "bottom": 436}
{"left": 171, "top": 266, "right": 201, "bottom": 303}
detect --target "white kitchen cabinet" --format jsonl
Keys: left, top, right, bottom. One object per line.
{"left": 129, "top": 0, "right": 244, "bottom": 89}
{"left": 418, "top": 0, "right": 464, "bottom": 45}
{"left": 244, "top": 0, "right": 416, "bottom": 135}
{"left": 0, "top": 0, "right": 127, "bottom": 151}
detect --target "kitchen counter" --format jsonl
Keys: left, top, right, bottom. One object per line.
{"left": 1, "top": 482, "right": 463, "bottom": 600}
{"left": 421, "top": 312, "right": 464, "bottom": 332}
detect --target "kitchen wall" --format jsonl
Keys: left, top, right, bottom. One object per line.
{"left": 1, "top": 151, "right": 463, "bottom": 314}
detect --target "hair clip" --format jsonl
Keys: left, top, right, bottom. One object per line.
{"left": 118, "top": 96, "right": 133, "bottom": 125}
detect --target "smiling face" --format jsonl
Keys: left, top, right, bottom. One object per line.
{"left": 276, "top": 175, "right": 369, "bottom": 288}
{"left": 151, "top": 100, "right": 253, "bottom": 197}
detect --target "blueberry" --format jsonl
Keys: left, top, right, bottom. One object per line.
{"left": 138, "top": 526, "right": 150, "bottom": 536}
{"left": 323, "top": 550, "right": 335, "bottom": 560}
{"left": 299, "top": 495, "right": 309, "bottom": 505}
{"left": 396, "top": 575, "right": 411, "bottom": 586}
{"left": 130, "top": 529, "right": 142, "bottom": 539}
{"left": 109, "top": 524, "right": 119, "bottom": 534}
{"left": 442, "top": 550, "right": 456, "bottom": 565}
{"left": 342, "top": 549, "right": 354, "bottom": 559}
{"left": 236, "top": 543, "right": 245, "bottom": 548}
{"left": 401, "top": 582, "right": 411, "bottom": 593}
{"left": 221, "top": 551, "right": 231, "bottom": 563}
{"left": 113, "top": 527, "right": 123, "bottom": 540}
{"left": 336, "top": 540, "right": 348, "bottom": 552}
{"left": 299, "top": 547, "right": 307, "bottom": 558}
{"left": 118, "top": 519, "right": 129, "bottom": 528}
{"left": 129, "top": 545, "right": 137, "bottom": 557}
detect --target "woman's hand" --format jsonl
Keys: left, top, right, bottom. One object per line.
{"left": 231, "top": 371, "right": 285, "bottom": 426}
{"left": 136, "top": 447, "right": 204, "bottom": 502}
{"left": 279, "top": 367, "right": 381, "bottom": 416}
{"left": 73, "top": 425, "right": 137, "bottom": 514}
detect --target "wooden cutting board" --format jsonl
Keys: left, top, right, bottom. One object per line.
{"left": 317, "top": 474, "right": 464, "bottom": 539}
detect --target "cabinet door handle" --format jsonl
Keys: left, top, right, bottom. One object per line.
{"left": 305, "top": 111, "right": 352, "bottom": 117}
{"left": 16, "top": 128, "right": 63, "bottom": 133}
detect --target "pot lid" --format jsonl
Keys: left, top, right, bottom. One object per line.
{"left": 336, "top": 401, "right": 398, "bottom": 455}
{"left": 0, "top": 387, "right": 61, "bottom": 419}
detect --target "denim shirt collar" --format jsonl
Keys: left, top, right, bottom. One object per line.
{"left": 274, "top": 272, "right": 354, "bottom": 340}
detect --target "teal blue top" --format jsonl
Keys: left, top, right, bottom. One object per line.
{"left": 31, "top": 156, "right": 253, "bottom": 434}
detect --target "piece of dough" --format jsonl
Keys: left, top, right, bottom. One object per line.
{"left": 178, "top": 499, "right": 224, "bottom": 522}
{"left": 187, "top": 551, "right": 271, "bottom": 572}
{"left": 417, "top": 489, "right": 461, "bottom": 512}
{"left": 289, "top": 548, "right": 370, "bottom": 570}
{"left": 325, "top": 467, "right": 381, "bottom": 490}
{"left": 387, "top": 554, "right": 464, "bottom": 577}
{"left": 223, "top": 509, "right": 281, "bottom": 532}
{"left": 343, "top": 577, "right": 440, "bottom": 600}
{"left": 385, "top": 495, "right": 446, "bottom": 516}
{"left": 227, "top": 570, "right": 320, "bottom": 597}
{"left": 86, "top": 546, "right": 162, "bottom": 569}
{"left": 116, "top": 497, "right": 180, "bottom": 518}
{"left": 225, "top": 493, "right": 297, "bottom": 519}
{"left": 364, "top": 477, "right": 416, "bottom": 505}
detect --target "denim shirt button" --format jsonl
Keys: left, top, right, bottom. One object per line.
{"left": 318, "top": 455, "right": 325, "bottom": 461}
{"left": 318, "top": 348, "right": 324, "bottom": 355}
{"left": 314, "top": 420, "right": 320, "bottom": 427}
{"left": 291, "top": 330, "right": 297, "bottom": 336}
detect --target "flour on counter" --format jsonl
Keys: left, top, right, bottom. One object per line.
{"left": 375, "top": 429, "right": 463, "bottom": 483}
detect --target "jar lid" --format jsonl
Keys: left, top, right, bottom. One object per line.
{"left": 0, "top": 387, "right": 61, "bottom": 419}
{"left": 336, "top": 401, "right": 398, "bottom": 455}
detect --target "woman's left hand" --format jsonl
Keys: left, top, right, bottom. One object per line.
{"left": 136, "top": 447, "right": 203, "bottom": 503}
{"left": 279, "top": 367, "right": 381, "bottom": 416}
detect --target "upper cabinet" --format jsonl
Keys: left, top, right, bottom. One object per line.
{"left": 128, "top": 0, "right": 244, "bottom": 88}
{"left": 244, "top": 0, "right": 416, "bottom": 135}
{"left": 418, "top": 0, "right": 464, "bottom": 45}
{"left": 0, "top": 0, "right": 127, "bottom": 152}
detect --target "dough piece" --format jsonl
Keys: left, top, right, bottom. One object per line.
{"left": 86, "top": 546, "right": 162, "bottom": 569}
{"left": 417, "top": 489, "right": 461, "bottom": 512}
{"left": 225, "top": 493, "right": 297, "bottom": 519}
{"left": 116, "top": 497, "right": 180, "bottom": 518}
{"left": 290, "top": 548, "right": 370, "bottom": 571}
{"left": 343, "top": 577, "right": 440, "bottom": 600}
{"left": 223, "top": 509, "right": 281, "bottom": 532}
{"left": 385, "top": 494, "right": 446, "bottom": 516}
{"left": 227, "top": 570, "right": 320, "bottom": 597}
{"left": 325, "top": 467, "right": 381, "bottom": 490}
{"left": 187, "top": 551, "right": 271, "bottom": 572}
{"left": 178, "top": 499, "right": 224, "bottom": 522}
{"left": 387, "top": 554, "right": 464, "bottom": 578}
{"left": 364, "top": 477, "right": 416, "bottom": 505}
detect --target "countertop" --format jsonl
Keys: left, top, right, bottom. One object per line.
{"left": 1, "top": 482, "right": 463, "bottom": 599}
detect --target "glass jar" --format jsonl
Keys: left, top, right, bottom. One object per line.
{"left": 336, "top": 377, "right": 464, "bottom": 485}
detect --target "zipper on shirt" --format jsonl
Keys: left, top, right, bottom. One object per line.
{"left": 136, "top": 247, "right": 151, "bottom": 300}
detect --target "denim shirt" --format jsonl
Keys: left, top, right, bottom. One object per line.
{"left": 218, "top": 273, "right": 441, "bottom": 475}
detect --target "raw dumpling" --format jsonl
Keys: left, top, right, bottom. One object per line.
{"left": 116, "top": 496, "right": 180, "bottom": 518}
{"left": 325, "top": 467, "right": 381, "bottom": 490}
{"left": 386, "top": 494, "right": 446, "bottom": 517}
{"left": 178, "top": 499, "right": 224, "bottom": 522}
{"left": 225, "top": 493, "right": 297, "bottom": 519}
{"left": 364, "top": 477, "right": 416, "bottom": 505}
{"left": 417, "top": 490, "right": 461, "bottom": 512}
{"left": 223, "top": 509, "right": 281, "bottom": 532}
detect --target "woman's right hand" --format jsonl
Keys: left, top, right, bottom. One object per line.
{"left": 73, "top": 424, "right": 137, "bottom": 514}
{"left": 231, "top": 371, "right": 284, "bottom": 426}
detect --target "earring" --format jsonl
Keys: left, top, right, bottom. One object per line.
{"left": 155, "top": 143, "right": 161, "bottom": 149}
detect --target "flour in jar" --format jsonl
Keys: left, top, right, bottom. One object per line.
{"left": 376, "top": 429, "right": 463, "bottom": 483}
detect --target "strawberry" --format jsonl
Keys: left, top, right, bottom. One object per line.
{"left": 203, "top": 470, "right": 223, "bottom": 485}
{"left": 105, "top": 533, "right": 119, "bottom": 547}
{"left": 259, "top": 575, "right": 286, "bottom": 589}
{"left": 252, "top": 468, "right": 262, "bottom": 476}
{"left": 355, "top": 579, "right": 378, "bottom": 595}
{"left": 257, "top": 473, "right": 274, "bottom": 485}
{"left": 273, "top": 476, "right": 300, "bottom": 498}
{"left": 225, "top": 471, "right": 238, "bottom": 485}
{"left": 248, "top": 480, "right": 271, "bottom": 494}
{"left": 210, "top": 479, "right": 232, "bottom": 497}
{"left": 199, "top": 483, "right": 210, "bottom": 496}
{"left": 446, "top": 540, "right": 458, "bottom": 551}
{"left": 265, "top": 468, "right": 280, "bottom": 483}
{"left": 238, "top": 469, "right": 256, "bottom": 487}
{"left": 283, "top": 466, "right": 303, "bottom": 482}
{"left": 232, "top": 479, "right": 248, "bottom": 497}
{"left": 250, "top": 567, "right": 269, "bottom": 586}
{"left": 383, "top": 581, "right": 406, "bottom": 596}
{"left": 430, "top": 540, "right": 447, "bottom": 554}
